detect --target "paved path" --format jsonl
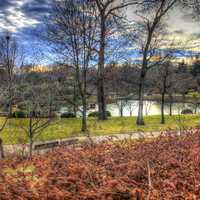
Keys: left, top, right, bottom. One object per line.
{"left": 3, "top": 131, "right": 162, "bottom": 155}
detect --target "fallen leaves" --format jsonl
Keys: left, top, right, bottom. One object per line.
{"left": 1, "top": 129, "right": 200, "bottom": 199}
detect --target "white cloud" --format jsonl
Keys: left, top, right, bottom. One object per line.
{"left": 167, "top": 6, "right": 200, "bottom": 35}
{"left": 0, "top": 0, "right": 40, "bottom": 33}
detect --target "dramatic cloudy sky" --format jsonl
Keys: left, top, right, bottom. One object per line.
{"left": 0, "top": 0, "right": 50, "bottom": 63}
{"left": 0, "top": 0, "right": 200, "bottom": 64}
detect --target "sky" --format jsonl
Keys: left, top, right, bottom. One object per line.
{"left": 0, "top": 0, "right": 200, "bottom": 65}
{"left": 0, "top": 0, "right": 51, "bottom": 64}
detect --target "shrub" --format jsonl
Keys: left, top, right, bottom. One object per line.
{"left": 60, "top": 112, "right": 76, "bottom": 118}
{"left": 88, "top": 111, "right": 111, "bottom": 117}
{"left": 181, "top": 109, "right": 193, "bottom": 114}
{"left": 88, "top": 111, "right": 98, "bottom": 117}
{"left": 12, "top": 111, "right": 27, "bottom": 118}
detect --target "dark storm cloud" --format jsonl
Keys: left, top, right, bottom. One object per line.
{"left": 0, "top": 0, "right": 52, "bottom": 62}
{"left": 0, "top": 0, "right": 13, "bottom": 9}
{"left": 21, "top": 0, "right": 51, "bottom": 20}
{"left": 0, "top": 0, "right": 16, "bottom": 19}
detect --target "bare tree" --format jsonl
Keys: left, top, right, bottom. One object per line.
{"left": 132, "top": 0, "right": 178, "bottom": 125}
{"left": 0, "top": 65, "right": 8, "bottom": 158}
{"left": 47, "top": 64, "right": 82, "bottom": 117}
{"left": 126, "top": 100, "right": 137, "bottom": 116}
{"left": 94, "top": 0, "right": 139, "bottom": 120}
{"left": 175, "top": 66, "right": 194, "bottom": 107}
{"left": 47, "top": 0, "right": 98, "bottom": 132}
{"left": 168, "top": 93, "right": 173, "bottom": 116}
{"left": 17, "top": 70, "right": 54, "bottom": 157}
{"left": 0, "top": 32, "right": 23, "bottom": 158}
{"left": 105, "top": 62, "right": 138, "bottom": 117}
{"left": 0, "top": 32, "right": 21, "bottom": 117}
{"left": 115, "top": 99, "right": 127, "bottom": 117}
{"left": 189, "top": 92, "right": 200, "bottom": 114}
{"left": 149, "top": 61, "right": 177, "bottom": 123}
{"left": 144, "top": 101, "right": 153, "bottom": 116}
{"left": 160, "top": 63, "right": 171, "bottom": 123}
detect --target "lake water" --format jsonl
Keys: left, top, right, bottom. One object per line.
{"left": 59, "top": 100, "right": 199, "bottom": 117}
{"left": 106, "top": 100, "right": 198, "bottom": 117}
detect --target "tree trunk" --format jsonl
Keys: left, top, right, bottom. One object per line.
{"left": 128, "top": 104, "right": 132, "bottom": 116}
{"left": 0, "top": 138, "right": 5, "bottom": 159}
{"left": 6, "top": 36, "right": 13, "bottom": 118}
{"left": 29, "top": 114, "right": 33, "bottom": 158}
{"left": 81, "top": 98, "right": 87, "bottom": 132}
{"left": 161, "top": 65, "right": 168, "bottom": 124}
{"left": 81, "top": 65, "right": 87, "bottom": 132}
{"left": 97, "top": 79, "right": 106, "bottom": 120}
{"left": 8, "top": 85, "right": 13, "bottom": 118}
{"left": 161, "top": 92, "right": 165, "bottom": 124}
{"left": 73, "top": 105, "right": 77, "bottom": 118}
{"left": 120, "top": 104, "right": 123, "bottom": 117}
{"left": 194, "top": 104, "right": 197, "bottom": 114}
{"left": 97, "top": 17, "right": 106, "bottom": 120}
{"left": 8, "top": 101, "right": 12, "bottom": 118}
{"left": 49, "top": 101, "right": 53, "bottom": 118}
{"left": 73, "top": 83, "right": 77, "bottom": 117}
{"left": 169, "top": 96, "right": 173, "bottom": 116}
{"left": 136, "top": 72, "right": 145, "bottom": 125}
{"left": 182, "top": 94, "right": 185, "bottom": 108}
{"left": 29, "top": 136, "right": 33, "bottom": 158}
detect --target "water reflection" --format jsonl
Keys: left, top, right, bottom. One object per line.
{"left": 107, "top": 100, "right": 198, "bottom": 117}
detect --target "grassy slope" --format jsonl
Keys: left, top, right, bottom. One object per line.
{"left": 1, "top": 114, "right": 200, "bottom": 144}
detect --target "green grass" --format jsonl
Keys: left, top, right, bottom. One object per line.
{"left": 1, "top": 114, "right": 200, "bottom": 145}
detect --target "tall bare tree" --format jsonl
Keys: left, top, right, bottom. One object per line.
{"left": 0, "top": 32, "right": 23, "bottom": 158}
{"left": 47, "top": 0, "right": 98, "bottom": 132}
{"left": 133, "top": 0, "right": 178, "bottom": 125}
{"left": 0, "top": 32, "right": 20, "bottom": 117}
{"left": 94, "top": 0, "right": 139, "bottom": 120}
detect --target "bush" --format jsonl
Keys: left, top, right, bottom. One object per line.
{"left": 60, "top": 112, "right": 76, "bottom": 118}
{"left": 88, "top": 111, "right": 111, "bottom": 118}
{"left": 12, "top": 111, "right": 27, "bottom": 118}
{"left": 181, "top": 109, "right": 193, "bottom": 114}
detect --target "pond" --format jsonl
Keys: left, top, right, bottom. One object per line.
{"left": 106, "top": 100, "right": 198, "bottom": 117}
{"left": 59, "top": 100, "right": 198, "bottom": 117}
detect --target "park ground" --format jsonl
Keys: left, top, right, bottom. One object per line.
{"left": 1, "top": 114, "right": 200, "bottom": 145}
{"left": 1, "top": 128, "right": 200, "bottom": 199}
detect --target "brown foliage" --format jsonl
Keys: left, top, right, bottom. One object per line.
{"left": 1, "top": 129, "right": 200, "bottom": 199}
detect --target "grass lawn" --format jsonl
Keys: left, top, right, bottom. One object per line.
{"left": 1, "top": 114, "right": 200, "bottom": 144}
